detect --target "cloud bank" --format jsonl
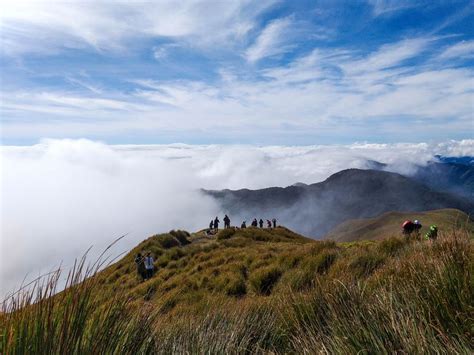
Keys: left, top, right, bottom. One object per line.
{"left": 1, "top": 139, "right": 473, "bottom": 296}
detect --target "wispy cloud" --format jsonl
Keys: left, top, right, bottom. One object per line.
{"left": 368, "top": 0, "right": 424, "bottom": 16}
{"left": 438, "top": 40, "right": 474, "bottom": 59}
{"left": 152, "top": 43, "right": 181, "bottom": 60}
{"left": 343, "top": 38, "right": 434, "bottom": 74}
{"left": 245, "top": 17, "right": 295, "bottom": 62}
{"left": 65, "top": 76, "right": 103, "bottom": 95}
{"left": 1, "top": 1, "right": 472, "bottom": 144}
{"left": 2, "top": 36, "right": 472, "bottom": 143}
{"left": 0, "top": 0, "right": 277, "bottom": 55}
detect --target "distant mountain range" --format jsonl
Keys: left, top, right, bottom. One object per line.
{"left": 411, "top": 160, "right": 474, "bottom": 199}
{"left": 205, "top": 167, "right": 474, "bottom": 238}
{"left": 434, "top": 155, "right": 474, "bottom": 166}
{"left": 353, "top": 156, "right": 474, "bottom": 199}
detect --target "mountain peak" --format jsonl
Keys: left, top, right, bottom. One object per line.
{"left": 206, "top": 168, "right": 474, "bottom": 237}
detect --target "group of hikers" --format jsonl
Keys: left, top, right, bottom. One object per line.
{"left": 134, "top": 214, "right": 278, "bottom": 282}
{"left": 134, "top": 216, "right": 440, "bottom": 282}
{"left": 208, "top": 215, "right": 277, "bottom": 233}
{"left": 134, "top": 252, "right": 155, "bottom": 281}
{"left": 401, "top": 219, "right": 438, "bottom": 241}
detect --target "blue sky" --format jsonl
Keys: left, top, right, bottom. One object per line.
{"left": 1, "top": 0, "right": 473, "bottom": 145}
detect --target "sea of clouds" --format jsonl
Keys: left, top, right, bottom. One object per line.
{"left": 1, "top": 138, "right": 473, "bottom": 297}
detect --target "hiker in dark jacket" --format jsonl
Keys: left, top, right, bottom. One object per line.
{"left": 134, "top": 253, "right": 146, "bottom": 281}
{"left": 272, "top": 218, "right": 277, "bottom": 228}
{"left": 207, "top": 220, "right": 214, "bottom": 236}
{"left": 241, "top": 221, "right": 247, "bottom": 228}
{"left": 214, "top": 216, "right": 220, "bottom": 231}
{"left": 144, "top": 252, "right": 154, "bottom": 279}
{"left": 267, "top": 219, "right": 272, "bottom": 228}
{"left": 251, "top": 218, "right": 258, "bottom": 227}
{"left": 259, "top": 219, "right": 264, "bottom": 228}
{"left": 413, "top": 220, "right": 422, "bottom": 239}
{"left": 223, "top": 215, "right": 231, "bottom": 229}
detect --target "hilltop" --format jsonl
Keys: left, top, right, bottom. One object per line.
{"left": 3, "top": 223, "right": 473, "bottom": 353}
{"left": 326, "top": 208, "right": 474, "bottom": 242}
{"left": 93, "top": 227, "right": 314, "bottom": 308}
{"left": 205, "top": 169, "right": 474, "bottom": 237}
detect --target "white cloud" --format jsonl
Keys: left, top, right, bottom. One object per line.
{"left": 0, "top": 139, "right": 221, "bottom": 297}
{"left": 152, "top": 43, "right": 181, "bottom": 60}
{"left": 1, "top": 37, "right": 473, "bottom": 142}
{"left": 0, "top": 0, "right": 277, "bottom": 55}
{"left": 245, "top": 17, "right": 295, "bottom": 62}
{"left": 343, "top": 38, "right": 433, "bottom": 74}
{"left": 1, "top": 138, "right": 473, "bottom": 296}
{"left": 368, "top": 0, "right": 422, "bottom": 16}
{"left": 438, "top": 40, "right": 474, "bottom": 59}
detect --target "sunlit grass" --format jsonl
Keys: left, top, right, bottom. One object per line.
{"left": 1, "top": 228, "right": 472, "bottom": 353}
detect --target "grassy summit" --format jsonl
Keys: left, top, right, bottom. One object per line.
{"left": 2, "top": 223, "right": 473, "bottom": 354}
{"left": 93, "top": 227, "right": 314, "bottom": 307}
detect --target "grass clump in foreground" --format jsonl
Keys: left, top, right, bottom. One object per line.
{"left": 1, "top": 228, "right": 472, "bottom": 354}
{"left": 250, "top": 266, "right": 282, "bottom": 295}
{"left": 1, "top": 254, "right": 157, "bottom": 354}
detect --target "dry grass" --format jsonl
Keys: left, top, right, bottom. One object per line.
{"left": 1, "top": 228, "right": 472, "bottom": 354}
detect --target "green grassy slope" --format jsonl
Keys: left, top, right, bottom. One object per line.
{"left": 325, "top": 208, "right": 473, "bottom": 242}
{"left": 3, "top": 225, "right": 473, "bottom": 354}
{"left": 93, "top": 227, "right": 315, "bottom": 309}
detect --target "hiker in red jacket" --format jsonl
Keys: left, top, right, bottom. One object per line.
{"left": 402, "top": 220, "right": 415, "bottom": 236}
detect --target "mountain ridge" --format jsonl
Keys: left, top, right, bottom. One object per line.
{"left": 205, "top": 168, "right": 474, "bottom": 237}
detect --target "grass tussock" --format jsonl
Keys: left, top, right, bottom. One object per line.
{"left": 250, "top": 266, "right": 283, "bottom": 295}
{"left": 1, "top": 228, "right": 472, "bottom": 354}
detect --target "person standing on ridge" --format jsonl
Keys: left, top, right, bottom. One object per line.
{"left": 272, "top": 218, "right": 277, "bottom": 228}
{"left": 209, "top": 220, "right": 214, "bottom": 230}
{"left": 267, "top": 219, "right": 272, "bottom": 228}
{"left": 259, "top": 219, "right": 264, "bottom": 228}
{"left": 144, "top": 252, "right": 154, "bottom": 280}
{"left": 223, "top": 214, "right": 231, "bottom": 229}
{"left": 134, "top": 253, "right": 146, "bottom": 281}
{"left": 241, "top": 221, "right": 247, "bottom": 228}
{"left": 214, "top": 216, "right": 220, "bottom": 232}
{"left": 251, "top": 218, "right": 258, "bottom": 227}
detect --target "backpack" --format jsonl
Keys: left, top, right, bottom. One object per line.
{"left": 425, "top": 225, "right": 438, "bottom": 240}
